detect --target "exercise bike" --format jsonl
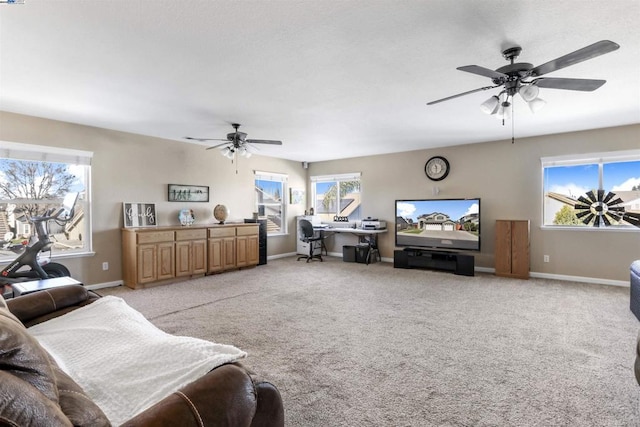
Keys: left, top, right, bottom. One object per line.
{"left": 1, "top": 193, "right": 79, "bottom": 289}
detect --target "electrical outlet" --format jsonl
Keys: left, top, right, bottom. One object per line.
{"left": 543, "top": 255, "right": 550, "bottom": 263}
{"left": 102, "top": 262, "right": 109, "bottom": 271}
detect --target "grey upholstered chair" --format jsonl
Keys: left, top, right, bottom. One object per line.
{"left": 297, "top": 219, "right": 323, "bottom": 263}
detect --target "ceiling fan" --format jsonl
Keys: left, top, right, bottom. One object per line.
{"left": 427, "top": 40, "right": 620, "bottom": 120}
{"left": 185, "top": 123, "right": 283, "bottom": 160}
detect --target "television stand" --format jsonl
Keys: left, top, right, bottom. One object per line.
{"left": 393, "top": 248, "right": 474, "bottom": 276}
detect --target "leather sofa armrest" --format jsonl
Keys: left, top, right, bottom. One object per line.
{"left": 6, "top": 285, "right": 100, "bottom": 327}
{"left": 121, "top": 363, "right": 284, "bottom": 427}
{"left": 249, "top": 374, "right": 285, "bottom": 427}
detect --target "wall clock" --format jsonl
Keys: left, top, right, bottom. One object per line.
{"left": 425, "top": 156, "right": 450, "bottom": 181}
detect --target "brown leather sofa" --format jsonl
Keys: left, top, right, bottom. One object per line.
{"left": 1, "top": 285, "right": 284, "bottom": 426}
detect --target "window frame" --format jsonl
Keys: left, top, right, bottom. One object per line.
{"left": 0, "top": 141, "right": 93, "bottom": 262}
{"left": 310, "top": 172, "right": 362, "bottom": 221}
{"left": 541, "top": 149, "right": 640, "bottom": 231}
{"left": 254, "top": 170, "right": 288, "bottom": 235}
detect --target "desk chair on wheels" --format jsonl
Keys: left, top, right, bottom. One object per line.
{"left": 297, "top": 219, "right": 323, "bottom": 263}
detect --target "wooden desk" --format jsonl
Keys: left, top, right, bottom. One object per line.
{"left": 314, "top": 226, "right": 387, "bottom": 264}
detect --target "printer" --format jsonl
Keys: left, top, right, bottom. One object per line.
{"left": 361, "top": 218, "right": 386, "bottom": 230}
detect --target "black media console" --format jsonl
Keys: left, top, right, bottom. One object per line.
{"left": 393, "top": 248, "right": 474, "bottom": 276}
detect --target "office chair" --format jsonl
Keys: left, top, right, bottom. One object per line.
{"left": 297, "top": 219, "right": 323, "bottom": 262}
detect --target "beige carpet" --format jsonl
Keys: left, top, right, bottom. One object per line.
{"left": 100, "top": 256, "right": 640, "bottom": 426}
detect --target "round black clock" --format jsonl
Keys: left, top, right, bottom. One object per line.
{"left": 425, "top": 156, "right": 450, "bottom": 181}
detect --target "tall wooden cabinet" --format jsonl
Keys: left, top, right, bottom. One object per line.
{"left": 495, "top": 220, "right": 530, "bottom": 279}
{"left": 123, "top": 224, "right": 259, "bottom": 289}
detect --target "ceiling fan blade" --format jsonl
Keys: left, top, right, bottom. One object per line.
{"left": 529, "top": 40, "right": 620, "bottom": 77}
{"left": 205, "top": 142, "right": 232, "bottom": 150}
{"left": 427, "top": 85, "right": 499, "bottom": 105}
{"left": 457, "top": 65, "right": 508, "bottom": 80}
{"left": 533, "top": 77, "right": 606, "bottom": 91}
{"left": 246, "top": 139, "right": 283, "bottom": 145}
{"left": 185, "top": 137, "right": 227, "bottom": 142}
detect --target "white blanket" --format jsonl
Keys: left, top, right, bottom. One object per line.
{"left": 28, "top": 296, "right": 246, "bottom": 426}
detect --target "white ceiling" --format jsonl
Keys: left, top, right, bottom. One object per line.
{"left": 1, "top": 1, "right": 639, "bottom": 163}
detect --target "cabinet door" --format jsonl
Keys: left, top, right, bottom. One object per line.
{"left": 236, "top": 236, "right": 248, "bottom": 267}
{"left": 175, "top": 241, "right": 192, "bottom": 277}
{"left": 157, "top": 242, "right": 175, "bottom": 280}
{"left": 208, "top": 238, "right": 224, "bottom": 273}
{"left": 222, "top": 237, "right": 236, "bottom": 270}
{"left": 246, "top": 234, "right": 259, "bottom": 266}
{"left": 192, "top": 240, "right": 207, "bottom": 274}
{"left": 137, "top": 244, "right": 157, "bottom": 284}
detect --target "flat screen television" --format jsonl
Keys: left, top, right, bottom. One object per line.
{"left": 395, "top": 198, "right": 481, "bottom": 251}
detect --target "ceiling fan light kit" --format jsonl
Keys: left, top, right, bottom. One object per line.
{"left": 185, "top": 123, "right": 281, "bottom": 172}
{"left": 427, "top": 40, "right": 620, "bottom": 132}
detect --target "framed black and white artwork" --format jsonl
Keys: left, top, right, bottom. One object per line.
{"left": 168, "top": 184, "right": 210, "bottom": 202}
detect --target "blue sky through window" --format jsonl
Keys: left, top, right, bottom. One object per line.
{"left": 545, "top": 160, "right": 640, "bottom": 197}
{"left": 255, "top": 179, "right": 282, "bottom": 201}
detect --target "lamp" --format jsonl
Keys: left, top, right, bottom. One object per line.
{"left": 480, "top": 96, "right": 500, "bottom": 115}
{"left": 518, "top": 83, "right": 546, "bottom": 113}
{"left": 518, "top": 84, "right": 539, "bottom": 101}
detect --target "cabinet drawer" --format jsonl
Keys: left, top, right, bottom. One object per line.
{"left": 236, "top": 225, "right": 258, "bottom": 236}
{"left": 175, "top": 229, "right": 207, "bottom": 241}
{"left": 137, "top": 231, "right": 174, "bottom": 244}
{"left": 209, "top": 227, "right": 236, "bottom": 238}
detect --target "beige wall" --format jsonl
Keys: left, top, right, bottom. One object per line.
{"left": 308, "top": 124, "right": 640, "bottom": 283}
{"left": 1, "top": 111, "right": 638, "bottom": 284}
{"left": 0, "top": 111, "right": 307, "bottom": 285}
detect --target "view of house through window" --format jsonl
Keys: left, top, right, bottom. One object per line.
{"left": 542, "top": 150, "right": 640, "bottom": 229}
{"left": 311, "top": 173, "right": 361, "bottom": 222}
{"left": 255, "top": 171, "right": 287, "bottom": 234}
{"left": 0, "top": 142, "right": 92, "bottom": 262}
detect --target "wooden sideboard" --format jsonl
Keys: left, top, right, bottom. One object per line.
{"left": 122, "top": 224, "right": 259, "bottom": 289}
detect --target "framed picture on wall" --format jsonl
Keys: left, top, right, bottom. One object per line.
{"left": 290, "top": 188, "right": 304, "bottom": 205}
{"left": 168, "top": 184, "right": 209, "bottom": 202}
{"left": 123, "top": 203, "right": 157, "bottom": 228}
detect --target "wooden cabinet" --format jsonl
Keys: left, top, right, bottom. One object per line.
{"left": 175, "top": 229, "right": 207, "bottom": 277}
{"left": 208, "top": 224, "right": 259, "bottom": 272}
{"left": 208, "top": 227, "right": 236, "bottom": 273}
{"left": 236, "top": 226, "right": 259, "bottom": 267}
{"left": 125, "top": 230, "right": 175, "bottom": 286}
{"left": 495, "top": 220, "right": 530, "bottom": 279}
{"left": 123, "top": 224, "right": 259, "bottom": 288}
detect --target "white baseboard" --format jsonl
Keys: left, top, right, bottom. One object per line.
{"left": 268, "top": 252, "right": 297, "bottom": 260}
{"left": 528, "top": 272, "right": 628, "bottom": 287}
{"left": 85, "top": 280, "right": 123, "bottom": 291}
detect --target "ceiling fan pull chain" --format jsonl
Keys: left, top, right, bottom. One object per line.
{"left": 511, "top": 104, "right": 515, "bottom": 144}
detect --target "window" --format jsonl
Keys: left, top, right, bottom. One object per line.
{"left": 0, "top": 141, "right": 92, "bottom": 262}
{"left": 311, "top": 173, "right": 361, "bottom": 221}
{"left": 542, "top": 150, "right": 640, "bottom": 229}
{"left": 255, "top": 171, "right": 287, "bottom": 234}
